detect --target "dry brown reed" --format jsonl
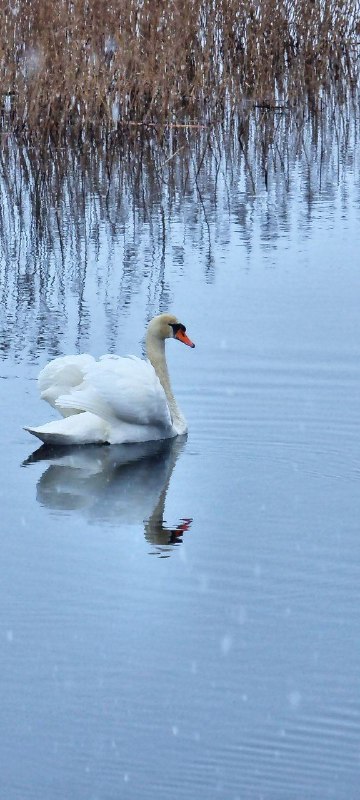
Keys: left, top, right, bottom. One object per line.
{"left": 0, "top": 0, "right": 358, "bottom": 138}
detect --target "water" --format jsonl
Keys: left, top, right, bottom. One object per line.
{"left": 1, "top": 108, "right": 360, "bottom": 799}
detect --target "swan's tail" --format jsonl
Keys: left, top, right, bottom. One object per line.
{"left": 24, "top": 412, "right": 108, "bottom": 446}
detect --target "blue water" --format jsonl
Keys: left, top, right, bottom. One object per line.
{"left": 1, "top": 113, "right": 360, "bottom": 799}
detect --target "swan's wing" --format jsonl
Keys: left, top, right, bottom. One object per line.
{"left": 38, "top": 354, "right": 96, "bottom": 393}
{"left": 56, "top": 356, "right": 173, "bottom": 429}
{"left": 38, "top": 354, "right": 96, "bottom": 416}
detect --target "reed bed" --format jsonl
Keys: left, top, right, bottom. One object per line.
{"left": 0, "top": 0, "right": 358, "bottom": 138}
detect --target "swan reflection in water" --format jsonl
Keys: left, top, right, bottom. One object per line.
{"left": 23, "top": 436, "right": 192, "bottom": 553}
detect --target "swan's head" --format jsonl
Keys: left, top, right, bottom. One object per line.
{"left": 147, "top": 314, "right": 195, "bottom": 348}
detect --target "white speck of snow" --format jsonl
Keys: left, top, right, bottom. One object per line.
{"left": 112, "top": 100, "right": 120, "bottom": 124}
{"left": 22, "top": 47, "right": 44, "bottom": 79}
{"left": 221, "top": 633, "right": 233, "bottom": 655}
{"left": 288, "top": 690, "right": 302, "bottom": 710}
{"left": 105, "top": 36, "right": 117, "bottom": 55}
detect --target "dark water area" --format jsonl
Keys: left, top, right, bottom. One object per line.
{"left": 1, "top": 102, "right": 360, "bottom": 799}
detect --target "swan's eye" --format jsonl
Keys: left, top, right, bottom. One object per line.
{"left": 170, "top": 323, "right": 186, "bottom": 335}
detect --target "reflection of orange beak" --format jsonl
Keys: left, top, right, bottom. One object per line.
{"left": 174, "top": 330, "right": 195, "bottom": 348}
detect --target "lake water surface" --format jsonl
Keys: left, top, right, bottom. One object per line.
{"left": 1, "top": 109, "right": 360, "bottom": 799}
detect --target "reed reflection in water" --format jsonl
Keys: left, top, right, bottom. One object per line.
{"left": 23, "top": 436, "right": 191, "bottom": 554}
{"left": 0, "top": 94, "right": 358, "bottom": 362}
{"left": 1, "top": 93, "right": 360, "bottom": 800}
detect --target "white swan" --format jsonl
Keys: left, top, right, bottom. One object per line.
{"left": 25, "top": 313, "right": 195, "bottom": 446}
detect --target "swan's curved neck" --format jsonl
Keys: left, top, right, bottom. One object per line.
{"left": 146, "top": 332, "right": 186, "bottom": 433}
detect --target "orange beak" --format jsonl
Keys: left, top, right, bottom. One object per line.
{"left": 174, "top": 329, "right": 195, "bottom": 348}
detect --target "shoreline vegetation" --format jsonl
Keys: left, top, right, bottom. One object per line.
{"left": 0, "top": 0, "right": 359, "bottom": 139}
{"left": 0, "top": 1, "right": 359, "bottom": 357}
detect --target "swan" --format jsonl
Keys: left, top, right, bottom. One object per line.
{"left": 24, "top": 313, "right": 195, "bottom": 446}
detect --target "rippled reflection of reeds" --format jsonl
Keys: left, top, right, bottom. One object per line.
{"left": 0, "top": 95, "right": 358, "bottom": 360}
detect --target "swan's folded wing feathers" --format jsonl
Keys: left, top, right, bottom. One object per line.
{"left": 56, "top": 383, "right": 112, "bottom": 423}
{"left": 56, "top": 356, "right": 172, "bottom": 430}
{"left": 38, "top": 354, "right": 95, "bottom": 393}
{"left": 88, "top": 357, "right": 172, "bottom": 427}
{"left": 38, "top": 354, "right": 96, "bottom": 415}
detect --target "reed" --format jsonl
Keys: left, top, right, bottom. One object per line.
{"left": 0, "top": 0, "right": 358, "bottom": 137}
